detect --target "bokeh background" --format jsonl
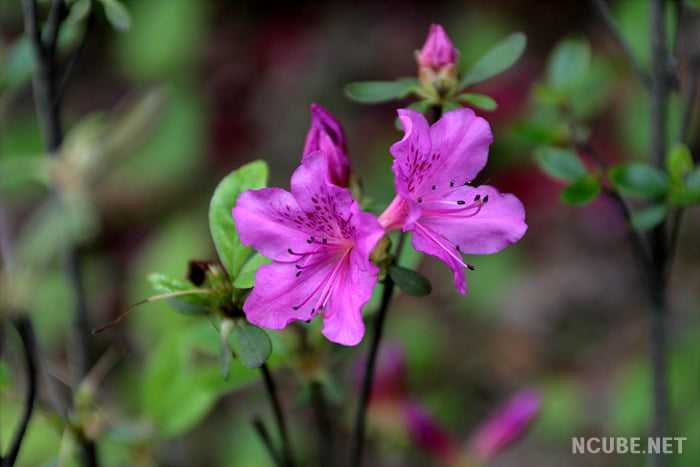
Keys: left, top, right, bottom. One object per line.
{"left": 1, "top": 1, "right": 699, "bottom": 466}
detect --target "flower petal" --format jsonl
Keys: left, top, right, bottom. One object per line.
{"left": 410, "top": 222, "right": 469, "bottom": 294}
{"left": 421, "top": 185, "right": 527, "bottom": 255}
{"left": 243, "top": 260, "right": 336, "bottom": 329}
{"left": 233, "top": 188, "right": 313, "bottom": 261}
{"left": 321, "top": 231, "right": 381, "bottom": 346}
{"left": 391, "top": 109, "right": 492, "bottom": 201}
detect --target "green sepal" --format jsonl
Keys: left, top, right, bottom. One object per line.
{"left": 456, "top": 93, "right": 498, "bottom": 111}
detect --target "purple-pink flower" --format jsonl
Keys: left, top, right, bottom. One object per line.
{"left": 378, "top": 108, "right": 527, "bottom": 294}
{"left": 303, "top": 103, "right": 351, "bottom": 188}
{"left": 469, "top": 389, "right": 542, "bottom": 461}
{"left": 415, "top": 23, "right": 459, "bottom": 70}
{"left": 232, "top": 151, "right": 384, "bottom": 346}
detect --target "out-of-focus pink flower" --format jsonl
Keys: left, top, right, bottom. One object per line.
{"left": 403, "top": 400, "right": 460, "bottom": 460}
{"left": 378, "top": 109, "right": 527, "bottom": 294}
{"left": 303, "top": 103, "right": 351, "bottom": 188}
{"left": 367, "top": 345, "right": 541, "bottom": 465}
{"left": 232, "top": 152, "right": 384, "bottom": 346}
{"left": 415, "top": 23, "right": 459, "bottom": 70}
{"left": 468, "top": 389, "right": 542, "bottom": 460}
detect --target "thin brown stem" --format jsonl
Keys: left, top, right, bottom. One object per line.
{"left": 252, "top": 416, "right": 284, "bottom": 467}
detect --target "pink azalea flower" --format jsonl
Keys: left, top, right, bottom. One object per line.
{"left": 415, "top": 23, "right": 459, "bottom": 70}
{"left": 378, "top": 109, "right": 527, "bottom": 294}
{"left": 232, "top": 151, "right": 384, "bottom": 346}
{"left": 302, "top": 103, "right": 351, "bottom": 188}
{"left": 469, "top": 389, "right": 542, "bottom": 460}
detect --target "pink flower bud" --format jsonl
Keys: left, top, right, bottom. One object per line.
{"left": 469, "top": 389, "right": 541, "bottom": 460}
{"left": 303, "top": 103, "right": 351, "bottom": 187}
{"left": 415, "top": 24, "right": 459, "bottom": 70}
{"left": 403, "top": 401, "right": 459, "bottom": 460}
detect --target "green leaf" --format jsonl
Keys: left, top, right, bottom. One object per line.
{"left": 1, "top": 37, "right": 33, "bottom": 92}
{"left": 344, "top": 78, "right": 418, "bottom": 103}
{"left": 631, "top": 203, "right": 668, "bottom": 230}
{"left": 456, "top": 93, "right": 498, "bottom": 111}
{"left": 233, "top": 322, "right": 272, "bottom": 369}
{"left": 209, "top": 160, "right": 268, "bottom": 278}
{"left": 100, "top": 0, "right": 131, "bottom": 31}
{"left": 66, "top": 0, "right": 92, "bottom": 24}
{"left": 147, "top": 273, "right": 211, "bottom": 314}
{"left": 666, "top": 144, "right": 694, "bottom": 185}
{"left": 460, "top": 32, "right": 526, "bottom": 87}
{"left": 536, "top": 146, "right": 588, "bottom": 182}
{"left": 232, "top": 253, "right": 272, "bottom": 289}
{"left": 561, "top": 174, "right": 601, "bottom": 205}
{"left": 389, "top": 266, "right": 432, "bottom": 297}
{"left": 441, "top": 101, "right": 462, "bottom": 113}
{"left": 609, "top": 162, "right": 670, "bottom": 198}
{"left": 546, "top": 37, "right": 591, "bottom": 92}
{"left": 686, "top": 167, "right": 700, "bottom": 192}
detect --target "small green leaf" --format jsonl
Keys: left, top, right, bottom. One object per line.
{"left": 100, "top": 0, "right": 131, "bottom": 31}
{"left": 666, "top": 144, "right": 693, "bottom": 184}
{"left": 344, "top": 78, "right": 418, "bottom": 103}
{"left": 536, "top": 146, "right": 588, "bottom": 182}
{"left": 441, "top": 101, "right": 462, "bottom": 113}
{"left": 609, "top": 163, "right": 670, "bottom": 198}
{"left": 209, "top": 160, "right": 268, "bottom": 278}
{"left": 67, "top": 0, "right": 92, "bottom": 24}
{"left": 1, "top": 37, "right": 33, "bottom": 92}
{"left": 686, "top": 167, "right": 700, "bottom": 192}
{"left": 631, "top": 203, "right": 668, "bottom": 230}
{"left": 232, "top": 253, "right": 272, "bottom": 289}
{"left": 456, "top": 93, "right": 497, "bottom": 111}
{"left": 561, "top": 174, "right": 601, "bottom": 205}
{"left": 233, "top": 322, "right": 272, "bottom": 369}
{"left": 147, "top": 273, "right": 211, "bottom": 314}
{"left": 546, "top": 37, "right": 591, "bottom": 92}
{"left": 461, "top": 32, "right": 526, "bottom": 87}
{"left": 389, "top": 266, "right": 432, "bottom": 297}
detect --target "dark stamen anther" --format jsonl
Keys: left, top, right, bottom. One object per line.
{"left": 322, "top": 238, "right": 327, "bottom": 243}
{"left": 467, "top": 264, "right": 475, "bottom": 271}
{"left": 418, "top": 197, "right": 422, "bottom": 203}
{"left": 296, "top": 271, "right": 302, "bottom": 277}
{"left": 288, "top": 248, "right": 294, "bottom": 254}
{"left": 450, "top": 180, "right": 455, "bottom": 187}
{"left": 307, "top": 239, "right": 312, "bottom": 244}
{"left": 432, "top": 185, "right": 436, "bottom": 190}
{"left": 474, "top": 194, "right": 480, "bottom": 201}
{"left": 457, "top": 200, "right": 465, "bottom": 205}
{"left": 295, "top": 265, "right": 301, "bottom": 269}
{"left": 483, "top": 195, "right": 489, "bottom": 203}
{"left": 456, "top": 245, "right": 461, "bottom": 251}
{"left": 293, "top": 306, "right": 299, "bottom": 310}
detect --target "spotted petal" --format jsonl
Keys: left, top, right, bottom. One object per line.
{"left": 391, "top": 108, "right": 491, "bottom": 200}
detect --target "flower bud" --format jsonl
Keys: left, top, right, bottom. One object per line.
{"left": 415, "top": 24, "right": 459, "bottom": 89}
{"left": 303, "top": 103, "right": 351, "bottom": 187}
{"left": 468, "top": 389, "right": 541, "bottom": 460}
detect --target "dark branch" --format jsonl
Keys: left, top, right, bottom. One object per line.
{"left": 3, "top": 317, "right": 39, "bottom": 467}
{"left": 589, "top": 0, "right": 652, "bottom": 90}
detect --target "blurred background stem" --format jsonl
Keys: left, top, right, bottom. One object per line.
{"left": 20, "top": 0, "right": 99, "bottom": 465}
